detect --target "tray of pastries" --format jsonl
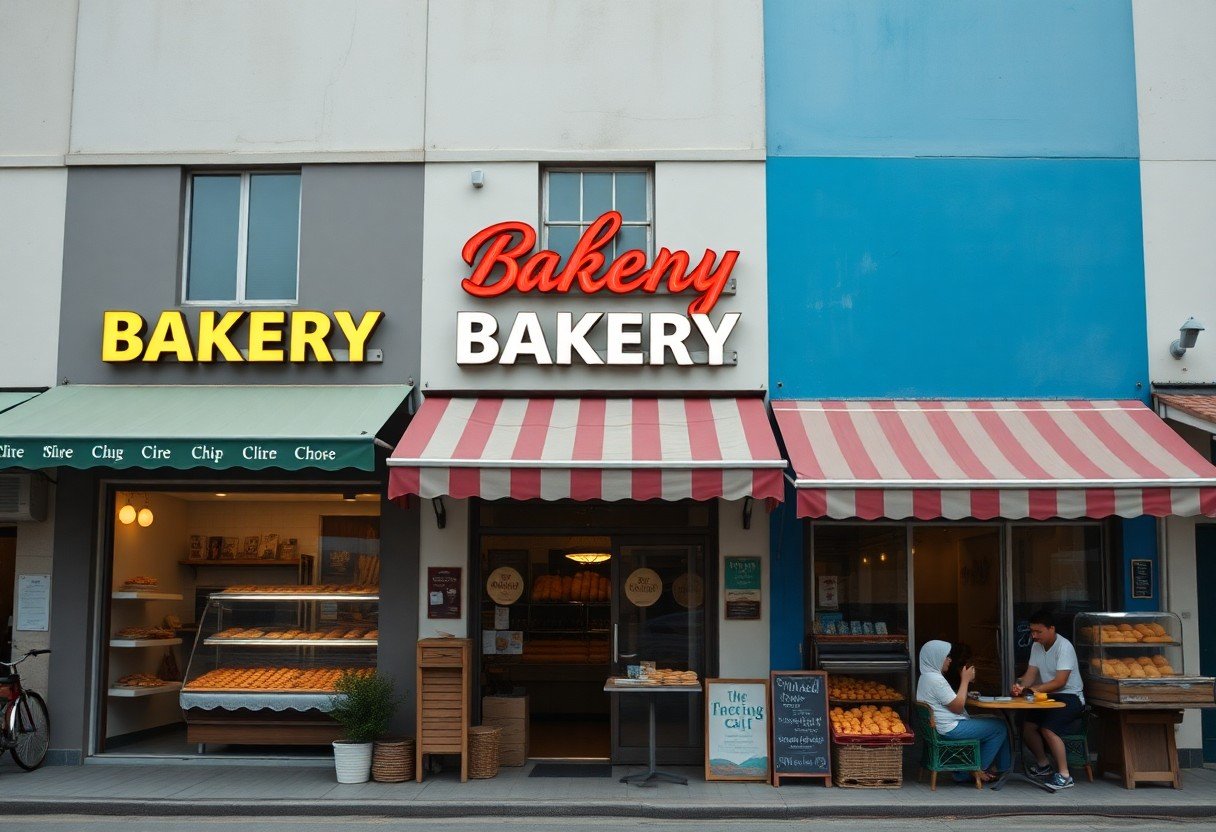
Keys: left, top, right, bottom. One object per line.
{"left": 114, "top": 673, "right": 169, "bottom": 688}
{"left": 120, "top": 575, "right": 159, "bottom": 589}
{"left": 184, "top": 666, "right": 374, "bottom": 692}
{"left": 211, "top": 626, "right": 378, "bottom": 641}
{"left": 217, "top": 584, "right": 378, "bottom": 596}
{"left": 644, "top": 668, "right": 700, "bottom": 686}
{"left": 1091, "top": 656, "right": 1178, "bottom": 679}
{"left": 116, "top": 625, "right": 177, "bottom": 640}
{"left": 1079, "top": 622, "right": 1176, "bottom": 644}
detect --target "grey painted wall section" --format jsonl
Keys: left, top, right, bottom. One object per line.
{"left": 58, "top": 164, "right": 424, "bottom": 387}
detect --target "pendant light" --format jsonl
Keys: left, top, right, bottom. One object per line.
{"left": 118, "top": 502, "right": 137, "bottom": 525}
{"left": 565, "top": 552, "right": 611, "bottom": 565}
{"left": 136, "top": 493, "right": 154, "bottom": 527}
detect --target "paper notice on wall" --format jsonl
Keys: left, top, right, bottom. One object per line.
{"left": 16, "top": 574, "right": 50, "bottom": 631}
{"left": 817, "top": 575, "right": 839, "bottom": 610}
{"left": 494, "top": 605, "right": 510, "bottom": 630}
{"left": 482, "top": 630, "right": 499, "bottom": 655}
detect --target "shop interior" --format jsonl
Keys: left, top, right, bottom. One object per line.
{"left": 475, "top": 500, "right": 712, "bottom": 763}
{"left": 100, "top": 489, "right": 381, "bottom": 757}
{"left": 810, "top": 522, "right": 1105, "bottom": 703}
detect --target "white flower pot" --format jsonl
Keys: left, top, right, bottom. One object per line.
{"left": 333, "top": 740, "right": 374, "bottom": 783}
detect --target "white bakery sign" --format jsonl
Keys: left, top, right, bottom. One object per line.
{"left": 456, "top": 211, "right": 740, "bottom": 367}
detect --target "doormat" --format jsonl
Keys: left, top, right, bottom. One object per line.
{"left": 528, "top": 763, "right": 613, "bottom": 778}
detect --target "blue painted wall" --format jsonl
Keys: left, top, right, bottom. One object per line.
{"left": 767, "top": 156, "right": 1150, "bottom": 400}
{"left": 764, "top": 1, "right": 1151, "bottom": 667}
{"left": 765, "top": 0, "right": 1139, "bottom": 159}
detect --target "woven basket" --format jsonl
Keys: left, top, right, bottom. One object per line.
{"left": 832, "top": 743, "right": 903, "bottom": 788}
{"left": 371, "top": 738, "right": 416, "bottom": 783}
{"left": 468, "top": 726, "right": 501, "bottom": 779}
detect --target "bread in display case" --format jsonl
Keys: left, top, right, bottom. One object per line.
{"left": 179, "top": 585, "right": 378, "bottom": 749}
{"left": 1075, "top": 611, "right": 1214, "bottom": 706}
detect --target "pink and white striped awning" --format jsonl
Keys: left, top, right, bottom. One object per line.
{"left": 388, "top": 396, "right": 786, "bottom": 503}
{"left": 771, "top": 400, "right": 1216, "bottom": 520}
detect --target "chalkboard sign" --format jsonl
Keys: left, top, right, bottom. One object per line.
{"left": 1131, "top": 558, "right": 1153, "bottom": 600}
{"left": 769, "top": 670, "right": 831, "bottom": 787}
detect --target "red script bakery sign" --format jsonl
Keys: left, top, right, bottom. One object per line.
{"left": 457, "top": 211, "right": 742, "bottom": 366}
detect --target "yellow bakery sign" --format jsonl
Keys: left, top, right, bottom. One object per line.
{"left": 101, "top": 310, "right": 384, "bottom": 363}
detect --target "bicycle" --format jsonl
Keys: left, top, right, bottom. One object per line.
{"left": 1, "top": 649, "right": 51, "bottom": 770}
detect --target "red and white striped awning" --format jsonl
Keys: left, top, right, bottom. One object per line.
{"left": 771, "top": 400, "right": 1216, "bottom": 520}
{"left": 388, "top": 396, "right": 786, "bottom": 503}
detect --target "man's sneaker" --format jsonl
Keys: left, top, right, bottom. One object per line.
{"left": 1028, "top": 762, "right": 1053, "bottom": 778}
{"left": 1045, "top": 772, "right": 1074, "bottom": 790}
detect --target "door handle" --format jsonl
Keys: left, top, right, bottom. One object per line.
{"left": 613, "top": 623, "right": 618, "bottom": 663}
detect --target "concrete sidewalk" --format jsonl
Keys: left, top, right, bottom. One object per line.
{"left": 5, "top": 759, "right": 1216, "bottom": 820}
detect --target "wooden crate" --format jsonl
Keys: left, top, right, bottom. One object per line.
{"left": 417, "top": 638, "right": 472, "bottom": 782}
{"left": 831, "top": 743, "right": 903, "bottom": 788}
{"left": 1086, "top": 677, "right": 1214, "bottom": 706}
{"left": 483, "top": 693, "right": 529, "bottom": 766}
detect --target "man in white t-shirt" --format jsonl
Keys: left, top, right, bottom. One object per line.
{"left": 1011, "top": 609, "right": 1085, "bottom": 790}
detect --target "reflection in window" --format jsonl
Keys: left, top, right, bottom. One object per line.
{"left": 1011, "top": 525, "right": 1103, "bottom": 669}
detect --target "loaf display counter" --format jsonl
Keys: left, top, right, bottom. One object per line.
{"left": 180, "top": 585, "right": 378, "bottom": 751}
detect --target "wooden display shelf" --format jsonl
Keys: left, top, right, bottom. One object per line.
{"left": 111, "top": 590, "right": 183, "bottom": 601}
{"left": 184, "top": 707, "right": 341, "bottom": 747}
{"left": 180, "top": 559, "right": 301, "bottom": 567}
{"left": 182, "top": 685, "right": 342, "bottom": 694}
{"left": 1086, "top": 676, "right": 1214, "bottom": 706}
{"left": 109, "top": 638, "right": 183, "bottom": 648}
{"left": 108, "top": 682, "right": 182, "bottom": 698}
{"left": 203, "top": 637, "right": 377, "bottom": 648}
{"left": 830, "top": 697, "right": 904, "bottom": 705}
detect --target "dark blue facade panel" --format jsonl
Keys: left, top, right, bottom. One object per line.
{"left": 767, "top": 156, "right": 1149, "bottom": 401}
{"left": 765, "top": 0, "right": 1139, "bottom": 158}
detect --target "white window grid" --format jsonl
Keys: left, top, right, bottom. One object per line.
{"left": 181, "top": 170, "right": 302, "bottom": 306}
{"left": 541, "top": 167, "right": 654, "bottom": 260}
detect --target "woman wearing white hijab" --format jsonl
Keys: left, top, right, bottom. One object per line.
{"left": 916, "top": 639, "right": 1010, "bottom": 783}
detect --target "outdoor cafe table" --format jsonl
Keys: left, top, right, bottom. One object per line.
{"left": 967, "top": 697, "right": 1065, "bottom": 793}
{"left": 603, "top": 678, "right": 702, "bottom": 786}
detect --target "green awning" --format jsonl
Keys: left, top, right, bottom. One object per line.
{"left": 0, "top": 385, "right": 410, "bottom": 472}
{"left": 0, "top": 391, "right": 41, "bottom": 414}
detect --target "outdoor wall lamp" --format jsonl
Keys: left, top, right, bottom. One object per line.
{"left": 432, "top": 496, "right": 447, "bottom": 529}
{"left": 1170, "top": 317, "right": 1205, "bottom": 359}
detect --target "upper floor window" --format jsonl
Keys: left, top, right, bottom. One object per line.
{"left": 542, "top": 168, "right": 652, "bottom": 262}
{"left": 183, "top": 172, "right": 301, "bottom": 304}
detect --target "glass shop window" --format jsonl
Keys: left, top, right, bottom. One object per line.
{"left": 542, "top": 168, "right": 652, "bottom": 262}
{"left": 810, "top": 524, "right": 908, "bottom": 636}
{"left": 184, "top": 172, "right": 301, "bottom": 304}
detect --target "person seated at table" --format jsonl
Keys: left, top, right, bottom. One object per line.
{"left": 1011, "top": 608, "right": 1085, "bottom": 791}
{"left": 917, "top": 639, "right": 1011, "bottom": 784}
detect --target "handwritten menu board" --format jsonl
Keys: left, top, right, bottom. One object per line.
{"left": 769, "top": 670, "right": 831, "bottom": 786}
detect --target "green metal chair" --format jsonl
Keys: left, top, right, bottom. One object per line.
{"left": 1057, "top": 706, "right": 1094, "bottom": 782}
{"left": 914, "top": 701, "right": 983, "bottom": 790}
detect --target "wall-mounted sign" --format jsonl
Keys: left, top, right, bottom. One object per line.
{"left": 725, "top": 556, "right": 762, "bottom": 620}
{"left": 1130, "top": 558, "right": 1154, "bottom": 600}
{"left": 101, "top": 309, "right": 384, "bottom": 363}
{"left": 705, "top": 678, "right": 770, "bottom": 782}
{"left": 485, "top": 566, "right": 525, "bottom": 605}
{"left": 624, "top": 567, "right": 662, "bottom": 607}
{"left": 456, "top": 211, "right": 741, "bottom": 367}
{"left": 427, "top": 566, "right": 461, "bottom": 619}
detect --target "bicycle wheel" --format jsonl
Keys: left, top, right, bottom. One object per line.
{"left": 9, "top": 691, "right": 50, "bottom": 771}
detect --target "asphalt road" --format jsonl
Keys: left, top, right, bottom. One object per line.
{"left": 8, "top": 817, "right": 1216, "bottom": 832}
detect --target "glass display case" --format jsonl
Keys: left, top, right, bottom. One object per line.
{"left": 1075, "top": 611, "right": 1213, "bottom": 706}
{"left": 179, "top": 585, "right": 379, "bottom": 750}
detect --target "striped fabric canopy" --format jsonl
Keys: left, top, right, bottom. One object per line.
{"left": 388, "top": 396, "right": 786, "bottom": 503}
{"left": 772, "top": 400, "right": 1216, "bottom": 520}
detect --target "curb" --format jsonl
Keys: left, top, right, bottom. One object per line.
{"left": 8, "top": 798, "right": 1216, "bottom": 820}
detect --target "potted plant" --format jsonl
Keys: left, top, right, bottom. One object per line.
{"left": 329, "top": 670, "right": 397, "bottom": 783}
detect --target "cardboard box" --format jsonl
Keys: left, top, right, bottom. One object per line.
{"left": 483, "top": 694, "right": 528, "bottom": 720}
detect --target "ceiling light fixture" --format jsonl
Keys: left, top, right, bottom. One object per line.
{"left": 565, "top": 552, "right": 612, "bottom": 564}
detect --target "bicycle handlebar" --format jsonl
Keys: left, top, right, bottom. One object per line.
{"left": 0, "top": 649, "right": 50, "bottom": 668}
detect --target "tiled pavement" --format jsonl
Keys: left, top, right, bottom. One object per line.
{"left": 5, "top": 759, "right": 1216, "bottom": 819}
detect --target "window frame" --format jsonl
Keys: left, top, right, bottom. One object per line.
{"left": 541, "top": 167, "right": 654, "bottom": 260}
{"left": 180, "top": 170, "right": 303, "bottom": 307}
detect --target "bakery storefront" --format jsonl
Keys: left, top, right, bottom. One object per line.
{"left": 0, "top": 380, "right": 414, "bottom": 758}
{"left": 396, "top": 164, "right": 777, "bottom": 764}
{"left": 770, "top": 399, "right": 1216, "bottom": 704}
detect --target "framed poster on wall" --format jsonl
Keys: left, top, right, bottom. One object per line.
{"left": 704, "top": 678, "right": 770, "bottom": 781}
{"left": 724, "top": 556, "right": 762, "bottom": 620}
{"left": 428, "top": 566, "right": 462, "bottom": 619}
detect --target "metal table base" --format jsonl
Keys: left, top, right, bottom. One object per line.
{"left": 619, "top": 695, "right": 687, "bottom": 786}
